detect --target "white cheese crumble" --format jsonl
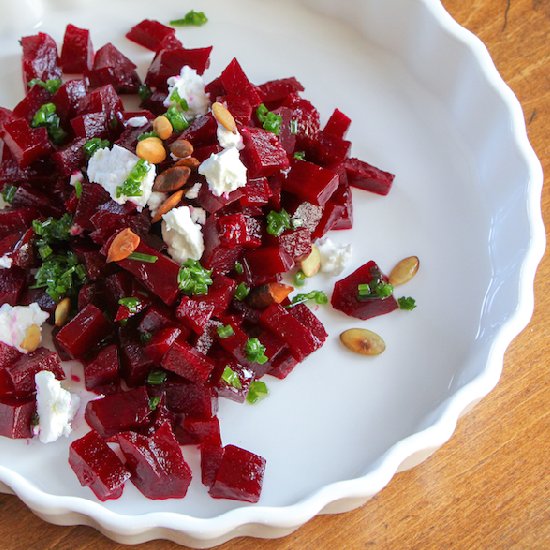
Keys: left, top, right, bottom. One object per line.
{"left": 161, "top": 205, "right": 205, "bottom": 264}
{"left": 147, "top": 191, "right": 167, "bottom": 218}
{"left": 0, "top": 303, "right": 49, "bottom": 352}
{"left": 316, "top": 237, "right": 352, "bottom": 276}
{"left": 163, "top": 65, "right": 210, "bottom": 119}
{"left": 189, "top": 206, "right": 206, "bottom": 225}
{"left": 198, "top": 147, "right": 247, "bottom": 197}
{"left": 217, "top": 124, "right": 244, "bottom": 150}
{"left": 87, "top": 145, "right": 156, "bottom": 210}
{"left": 69, "top": 171, "right": 83, "bottom": 187}
{"left": 126, "top": 115, "right": 149, "bottom": 128}
{"left": 0, "top": 254, "right": 12, "bottom": 269}
{"left": 34, "top": 371, "right": 80, "bottom": 444}
{"left": 185, "top": 182, "right": 202, "bottom": 200}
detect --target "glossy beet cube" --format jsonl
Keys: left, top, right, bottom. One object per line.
{"left": 243, "top": 247, "right": 294, "bottom": 286}
{"left": 0, "top": 267, "right": 27, "bottom": 306}
{"left": 164, "top": 380, "right": 217, "bottom": 418}
{"left": 323, "top": 108, "right": 352, "bottom": 139}
{"left": 209, "top": 444, "right": 266, "bottom": 503}
{"left": 118, "top": 242, "right": 180, "bottom": 306}
{"left": 144, "top": 326, "right": 182, "bottom": 362}
{"left": 0, "top": 342, "right": 22, "bottom": 370}
{"left": 85, "top": 386, "right": 151, "bottom": 438}
{"left": 0, "top": 208, "right": 39, "bottom": 240}
{"left": 214, "top": 360, "right": 254, "bottom": 403}
{"left": 69, "top": 429, "right": 130, "bottom": 501}
{"left": 276, "top": 227, "right": 312, "bottom": 260}
{"left": 117, "top": 422, "right": 192, "bottom": 500}
{"left": 0, "top": 396, "right": 35, "bottom": 438}
{"left": 70, "top": 111, "right": 110, "bottom": 140}
{"left": 201, "top": 216, "right": 243, "bottom": 275}
{"left": 219, "top": 94, "right": 253, "bottom": 126}
{"left": 12, "top": 85, "right": 51, "bottom": 122}
{"left": 76, "top": 85, "right": 123, "bottom": 118}
{"left": 60, "top": 25, "right": 94, "bottom": 73}
{"left": 174, "top": 415, "right": 221, "bottom": 446}
{"left": 53, "top": 79, "right": 88, "bottom": 119}
{"left": 199, "top": 275, "right": 236, "bottom": 316}
{"left": 138, "top": 302, "right": 174, "bottom": 334}
{"left": 332, "top": 261, "right": 399, "bottom": 320}
{"left": 217, "top": 214, "right": 262, "bottom": 249}
{"left": 84, "top": 344, "right": 120, "bottom": 393}
{"left": 267, "top": 349, "right": 298, "bottom": 380}
{"left": 161, "top": 341, "right": 215, "bottom": 385}
{"left": 241, "top": 127, "right": 289, "bottom": 178}
{"left": 307, "top": 132, "right": 351, "bottom": 167}
{"left": 179, "top": 114, "right": 217, "bottom": 147}
{"left": 284, "top": 160, "right": 339, "bottom": 206}
{"left": 126, "top": 20, "right": 176, "bottom": 51}
{"left": 197, "top": 183, "right": 243, "bottom": 214}
{"left": 145, "top": 47, "right": 213, "bottom": 90}
{"left": 260, "top": 304, "right": 321, "bottom": 362}
{"left": 52, "top": 137, "right": 86, "bottom": 176}
{"left": 91, "top": 201, "right": 151, "bottom": 245}
{"left": 282, "top": 95, "right": 320, "bottom": 147}
{"left": 289, "top": 304, "right": 327, "bottom": 348}
{"left": 7, "top": 348, "right": 64, "bottom": 398}
{"left": 219, "top": 58, "right": 263, "bottom": 106}
{"left": 176, "top": 297, "right": 215, "bottom": 335}
{"left": 326, "top": 166, "right": 353, "bottom": 231}
{"left": 21, "top": 32, "right": 61, "bottom": 86}
{"left": 258, "top": 77, "right": 304, "bottom": 104}
{"left": 12, "top": 184, "right": 61, "bottom": 217}
{"left": 2, "top": 119, "right": 51, "bottom": 168}
{"left": 240, "top": 177, "right": 270, "bottom": 207}
{"left": 344, "top": 157, "right": 395, "bottom": 196}
{"left": 119, "top": 331, "right": 154, "bottom": 387}
{"left": 87, "top": 43, "right": 141, "bottom": 93}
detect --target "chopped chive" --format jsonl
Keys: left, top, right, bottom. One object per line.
{"left": 74, "top": 180, "right": 83, "bottom": 199}
{"left": 288, "top": 290, "right": 328, "bottom": 307}
{"left": 357, "top": 283, "right": 371, "bottom": 297}
{"left": 170, "top": 10, "right": 208, "bottom": 27}
{"left": 234, "top": 282, "right": 250, "bottom": 301}
{"left": 27, "top": 78, "right": 62, "bottom": 94}
{"left": 398, "top": 296, "right": 417, "bottom": 310}
{"left": 84, "top": 137, "right": 111, "bottom": 159}
{"left": 127, "top": 252, "right": 158, "bottom": 263}
{"left": 1, "top": 184, "right": 17, "bottom": 204}
{"left": 234, "top": 261, "right": 244, "bottom": 275}
{"left": 221, "top": 365, "right": 242, "bottom": 389}
{"left": 137, "top": 131, "right": 159, "bottom": 141}
{"left": 289, "top": 119, "right": 299, "bottom": 134}
{"left": 294, "top": 271, "right": 306, "bottom": 287}
{"left": 140, "top": 331, "right": 153, "bottom": 344}
{"left": 147, "top": 370, "right": 167, "bottom": 385}
{"left": 138, "top": 85, "right": 152, "bottom": 101}
{"left": 245, "top": 338, "right": 268, "bottom": 365}
{"left": 148, "top": 396, "right": 161, "bottom": 411}
{"left": 217, "top": 324, "right": 235, "bottom": 339}
{"left": 31, "top": 102, "right": 67, "bottom": 144}
{"left": 165, "top": 106, "right": 189, "bottom": 132}
{"left": 246, "top": 381, "right": 268, "bottom": 404}
{"left": 118, "top": 296, "right": 141, "bottom": 313}
{"left": 293, "top": 151, "right": 306, "bottom": 161}
{"left": 177, "top": 259, "right": 213, "bottom": 295}
{"left": 116, "top": 159, "right": 150, "bottom": 198}
{"left": 256, "top": 103, "right": 282, "bottom": 135}
{"left": 266, "top": 209, "right": 292, "bottom": 236}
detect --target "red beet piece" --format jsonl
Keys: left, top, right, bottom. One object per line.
{"left": 13, "top": 85, "right": 51, "bottom": 122}
{"left": 219, "top": 58, "right": 263, "bottom": 107}
{"left": 200, "top": 442, "right": 224, "bottom": 487}
{"left": 243, "top": 247, "right": 294, "bottom": 286}
{"left": 219, "top": 94, "right": 253, "bottom": 126}
{"left": 267, "top": 349, "right": 298, "bottom": 380}
{"left": 70, "top": 111, "right": 110, "bottom": 140}
{"left": 85, "top": 386, "right": 151, "bottom": 438}
{"left": 176, "top": 297, "right": 215, "bottom": 335}
{"left": 144, "top": 326, "right": 181, "bottom": 362}
{"left": 52, "top": 137, "right": 87, "bottom": 176}
{"left": 283, "top": 95, "right": 320, "bottom": 146}
{"left": 240, "top": 127, "right": 289, "bottom": 178}
{"left": 117, "top": 422, "right": 192, "bottom": 499}
{"left": 326, "top": 166, "right": 353, "bottom": 231}
{"left": 276, "top": 227, "right": 312, "bottom": 260}
{"left": 331, "top": 261, "right": 398, "bottom": 320}
{"left": 174, "top": 415, "right": 221, "bottom": 446}
{"left": 126, "top": 20, "right": 176, "bottom": 51}
{"left": 161, "top": 341, "right": 215, "bottom": 385}
{"left": 60, "top": 25, "right": 94, "bottom": 73}
{"left": 87, "top": 43, "right": 142, "bottom": 94}
{"left": 258, "top": 77, "right": 304, "bottom": 104}
{"left": 240, "top": 177, "right": 270, "bottom": 207}
{"left": 91, "top": 201, "right": 151, "bottom": 245}
{"left": 307, "top": 132, "right": 351, "bottom": 167}
{"left": 55, "top": 303, "right": 111, "bottom": 359}
{"left": 197, "top": 183, "right": 244, "bottom": 214}
{"left": 84, "top": 344, "right": 120, "bottom": 393}
{"left": 214, "top": 360, "right": 254, "bottom": 403}
{"left": 284, "top": 160, "right": 339, "bottom": 206}
{"left": 69, "top": 430, "right": 130, "bottom": 501}
{"left": 200, "top": 275, "right": 236, "bottom": 316}
{"left": 209, "top": 444, "right": 266, "bottom": 503}
{"left": 179, "top": 114, "right": 217, "bottom": 147}
{"left": 138, "top": 302, "right": 174, "bottom": 334}
{"left": 0, "top": 268, "right": 27, "bottom": 306}
{"left": 217, "top": 214, "right": 262, "bottom": 249}
{"left": 0, "top": 342, "right": 22, "bottom": 370}
{"left": 145, "top": 47, "right": 213, "bottom": 90}
{"left": 21, "top": 32, "right": 61, "bottom": 86}
{"left": 2, "top": 119, "right": 51, "bottom": 168}
{"left": 323, "top": 108, "right": 352, "bottom": 139}
{"left": 119, "top": 330, "right": 154, "bottom": 387}
{"left": 53, "top": 79, "right": 88, "bottom": 120}
{"left": 0, "top": 396, "right": 35, "bottom": 438}
{"left": 7, "top": 348, "right": 64, "bottom": 398}
{"left": 76, "top": 85, "right": 123, "bottom": 119}
{"left": 259, "top": 304, "right": 321, "bottom": 362}
{"left": 289, "top": 304, "right": 327, "bottom": 348}
{"left": 344, "top": 158, "right": 395, "bottom": 196}
{"left": 12, "top": 183, "right": 61, "bottom": 217}
{"left": 0, "top": 208, "right": 38, "bottom": 240}
{"left": 164, "top": 380, "right": 217, "bottom": 417}
{"left": 273, "top": 106, "right": 296, "bottom": 155}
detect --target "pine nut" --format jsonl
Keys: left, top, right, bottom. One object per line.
{"left": 212, "top": 101, "right": 237, "bottom": 132}
{"left": 389, "top": 256, "right": 420, "bottom": 286}
{"left": 20, "top": 324, "right": 41, "bottom": 353}
{"left": 152, "top": 190, "right": 185, "bottom": 223}
{"left": 107, "top": 228, "right": 141, "bottom": 263}
{"left": 175, "top": 157, "right": 201, "bottom": 170}
{"left": 340, "top": 328, "right": 386, "bottom": 356}
{"left": 300, "top": 246, "right": 321, "bottom": 277}
{"left": 136, "top": 137, "right": 166, "bottom": 164}
{"left": 153, "top": 115, "right": 173, "bottom": 140}
{"left": 153, "top": 166, "right": 191, "bottom": 193}
{"left": 170, "top": 139, "right": 194, "bottom": 159}
{"left": 55, "top": 297, "right": 71, "bottom": 327}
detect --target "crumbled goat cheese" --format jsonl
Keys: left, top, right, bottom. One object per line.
{"left": 164, "top": 65, "right": 210, "bottom": 119}
{"left": 190, "top": 206, "right": 206, "bottom": 225}
{"left": 0, "top": 255, "right": 12, "bottom": 269}
{"left": 147, "top": 191, "right": 167, "bottom": 218}
{"left": 126, "top": 115, "right": 149, "bottom": 128}
{"left": 185, "top": 182, "right": 202, "bottom": 199}
{"left": 316, "top": 237, "right": 352, "bottom": 276}
{"left": 161, "top": 205, "right": 205, "bottom": 264}
{"left": 217, "top": 123, "right": 244, "bottom": 150}
{"left": 0, "top": 303, "right": 49, "bottom": 352}
{"left": 69, "top": 171, "right": 83, "bottom": 187}
{"left": 87, "top": 145, "right": 156, "bottom": 210}
{"left": 34, "top": 371, "right": 80, "bottom": 443}
{"left": 198, "top": 147, "right": 247, "bottom": 197}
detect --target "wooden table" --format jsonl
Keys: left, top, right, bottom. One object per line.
{"left": 1, "top": 1, "right": 548, "bottom": 548}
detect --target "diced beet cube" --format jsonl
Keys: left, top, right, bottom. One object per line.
{"left": 289, "top": 304, "right": 327, "bottom": 348}
{"left": 21, "top": 32, "right": 61, "bottom": 86}
{"left": 76, "top": 84, "right": 123, "bottom": 118}
{"left": 161, "top": 341, "right": 215, "bottom": 385}
{"left": 219, "top": 58, "right": 263, "bottom": 107}
{"left": 209, "top": 444, "right": 266, "bottom": 503}
{"left": 69, "top": 430, "right": 130, "bottom": 501}
{"left": 200, "top": 442, "right": 224, "bottom": 487}
{"left": 240, "top": 177, "right": 270, "bottom": 207}
{"left": 60, "top": 25, "right": 94, "bottom": 73}
{"left": 52, "top": 137, "right": 87, "bottom": 176}
{"left": 87, "top": 43, "right": 142, "bottom": 93}
{"left": 273, "top": 106, "right": 296, "bottom": 155}
{"left": 344, "top": 158, "right": 395, "bottom": 196}
{"left": 85, "top": 386, "right": 150, "bottom": 437}
{"left": 53, "top": 79, "right": 88, "bottom": 119}
{"left": 267, "top": 349, "right": 298, "bottom": 380}
{"left": 219, "top": 94, "right": 252, "bottom": 126}
{"left": 164, "top": 380, "right": 217, "bottom": 417}
{"left": 0, "top": 208, "right": 38, "bottom": 240}
{"left": 73, "top": 245, "right": 107, "bottom": 281}
{"left": 176, "top": 297, "right": 215, "bottom": 335}
{"left": 240, "top": 127, "right": 289, "bottom": 178}
{"left": 326, "top": 166, "right": 353, "bottom": 231}
{"left": 311, "top": 201, "right": 346, "bottom": 240}
{"left": 55, "top": 304, "right": 111, "bottom": 359}
{"left": 200, "top": 275, "right": 236, "bottom": 316}
{"left": 155, "top": 33, "right": 183, "bottom": 52}
{"left": 102, "top": 271, "right": 133, "bottom": 312}
{"left": 138, "top": 302, "right": 174, "bottom": 334}
{"left": 284, "top": 160, "right": 339, "bottom": 206}
{"left": 201, "top": 215, "right": 243, "bottom": 275}
{"left": 144, "top": 326, "right": 181, "bottom": 362}
{"left": 145, "top": 47, "right": 213, "bottom": 90}
{"left": 214, "top": 360, "right": 254, "bottom": 403}
{"left": 217, "top": 214, "right": 262, "bottom": 249}
{"left": 7, "top": 348, "right": 64, "bottom": 398}
{"left": 117, "top": 422, "right": 191, "bottom": 499}
{"left": 282, "top": 95, "right": 320, "bottom": 147}
{"left": 174, "top": 415, "right": 221, "bottom": 446}
{"left": 197, "top": 183, "right": 243, "bottom": 214}
{"left": 12, "top": 85, "right": 51, "bottom": 122}
{"left": 243, "top": 247, "right": 294, "bottom": 286}
{"left": 119, "top": 331, "right": 154, "bottom": 387}
{"left": 323, "top": 108, "right": 352, "bottom": 139}
{"left": 126, "top": 20, "right": 176, "bottom": 51}
{"left": 331, "top": 261, "right": 399, "bottom": 320}
{"left": 0, "top": 267, "right": 27, "bottom": 306}
{"left": 179, "top": 114, "right": 217, "bottom": 147}
{"left": 276, "top": 227, "right": 312, "bottom": 260}
{"left": 140, "top": 89, "right": 168, "bottom": 115}
{"left": 307, "top": 132, "right": 351, "bottom": 167}
{"left": 12, "top": 183, "right": 61, "bottom": 217}
{"left": 0, "top": 396, "right": 35, "bottom": 438}
{"left": 285, "top": 200, "right": 323, "bottom": 235}
{"left": 91, "top": 201, "right": 151, "bottom": 245}
{"left": 2, "top": 119, "right": 51, "bottom": 168}
{"left": 118, "top": 242, "right": 180, "bottom": 306}
{"left": 258, "top": 77, "right": 304, "bottom": 104}
{"left": 260, "top": 304, "right": 321, "bottom": 362}
{"left": 84, "top": 344, "right": 119, "bottom": 393}
{"left": 70, "top": 112, "right": 110, "bottom": 140}
{"left": 0, "top": 342, "right": 22, "bottom": 370}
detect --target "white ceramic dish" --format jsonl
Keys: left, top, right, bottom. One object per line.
{"left": 0, "top": 0, "right": 544, "bottom": 546}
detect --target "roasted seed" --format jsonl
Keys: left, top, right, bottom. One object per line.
{"left": 153, "top": 115, "right": 173, "bottom": 140}
{"left": 153, "top": 166, "right": 192, "bottom": 193}
{"left": 340, "top": 328, "right": 386, "bottom": 356}
{"left": 107, "top": 228, "right": 141, "bottom": 263}
{"left": 55, "top": 297, "right": 71, "bottom": 327}
{"left": 300, "top": 246, "right": 321, "bottom": 277}
{"left": 389, "top": 256, "right": 420, "bottom": 286}
{"left": 212, "top": 101, "right": 237, "bottom": 133}
{"left": 175, "top": 157, "right": 201, "bottom": 170}
{"left": 20, "top": 324, "right": 41, "bottom": 353}
{"left": 152, "top": 190, "right": 185, "bottom": 223}
{"left": 248, "top": 282, "right": 294, "bottom": 309}
{"left": 170, "top": 139, "right": 194, "bottom": 159}
{"left": 136, "top": 137, "right": 166, "bottom": 164}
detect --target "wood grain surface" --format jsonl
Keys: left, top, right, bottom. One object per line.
{"left": 0, "top": 1, "right": 548, "bottom": 548}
